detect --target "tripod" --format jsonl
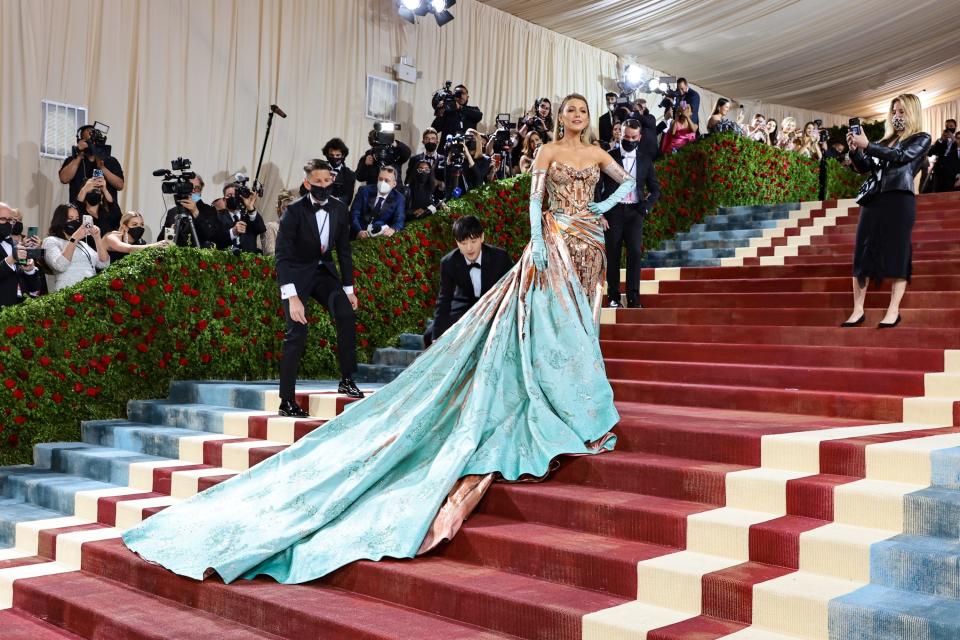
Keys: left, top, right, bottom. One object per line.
{"left": 171, "top": 203, "right": 201, "bottom": 248}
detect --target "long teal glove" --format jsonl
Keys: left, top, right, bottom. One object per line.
{"left": 587, "top": 175, "right": 637, "bottom": 217}
{"left": 529, "top": 170, "right": 547, "bottom": 271}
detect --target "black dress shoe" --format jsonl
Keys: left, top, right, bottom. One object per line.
{"left": 840, "top": 314, "right": 866, "bottom": 328}
{"left": 626, "top": 301, "right": 643, "bottom": 309}
{"left": 878, "top": 314, "right": 901, "bottom": 329}
{"left": 338, "top": 378, "right": 365, "bottom": 399}
{"left": 278, "top": 399, "right": 309, "bottom": 418}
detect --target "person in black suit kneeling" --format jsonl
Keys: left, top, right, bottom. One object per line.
{"left": 275, "top": 159, "right": 363, "bottom": 418}
{"left": 425, "top": 215, "right": 512, "bottom": 347}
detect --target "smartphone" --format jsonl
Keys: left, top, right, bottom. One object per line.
{"left": 27, "top": 226, "right": 38, "bottom": 238}
{"left": 92, "top": 169, "right": 104, "bottom": 179}
{"left": 848, "top": 117, "right": 861, "bottom": 136}
{"left": 164, "top": 227, "right": 176, "bottom": 242}
{"left": 82, "top": 215, "right": 93, "bottom": 228}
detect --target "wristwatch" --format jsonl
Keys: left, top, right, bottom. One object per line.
{"left": 69, "top": 238, "right": 77, "bottom": 243}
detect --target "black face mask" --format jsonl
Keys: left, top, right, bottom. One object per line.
{"left": 416, "top": 171, "right": 430, "bottom": 183}
{"left": 11, "top": 221, "right": 23, "bottom": 236}
{"left": 225, "top": 196, "right": 240, "bottom": 211}
{"left": 466, "top": 140, "right": 477, "bottom": 152}
{"left": 309, "top": 184, "right": 330, "bottom": 202}
{"left": 0, "top": 222, "right": 11, "bottom": 238}
{"left": 620, "top": 139, "right": 639, "bottom": 153}
{"left": 424, "top": 142, "right": 438, "bottom": 153}
{"left": 127, "top": 226, "right": 145, "bottom": 242}
{"left": 327, "top": 157, "right": 343, "bottom": 169}
{"left": 64, "top": 220, "right": 82, "bottom": 235}
{"left": 85, "top": 191, "right": 102, "bottom": 206}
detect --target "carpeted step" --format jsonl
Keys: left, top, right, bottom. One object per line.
{"left": 607, "top": 379, "right": 904, "bottom": 421}
{"left": 661, "top": 258, "right": 960, "bottom": 281}
{"left": 354, "top": 362, "right": 408, "bottom": 383}
{"left": 829, "top": 584, "right": 960, "bottom": 639}
{"left": 601, "top": 340, "right": 944, "bottom": 371}
{"left": 0, "top": 468, "right": 118, "bottom": 517}
{"left": 398, "top": 332, "right": 426, "bottom": 350}
{"left": 610, "top": 306, "right": 960, "bottom": 328}
{"left": 0, "top": 497, "right": 69, "bottom": 547}
{"left": 600, "top": 323, "right": 960, "bottom": 349}
{"left": 657, "top": 274, "right": 960, "bottom": 294}
{"left": 603, "top": 358, "right": 925, "bottom": 396}
{"left": 0, "top": 609, "right": 85, "bottom": 639}
{"left": 371, "top": 347, "right": 422, "bottom": 367}
{"left": 701, "top": 561, "right": 796, "bottom": 623}
{"left": 903, "top": 487, "right": 960, "bottom": 539}
{"left": 870, "top": 533, "right": 960, "bottom": 600}
{"left": 673, "top": 227, "right": 774, "bottom": 243}
{"left": 645, "top": 614, "right": 747, "bottom": 640}
{"left": 640, "top": 291, "right": 960, "bottom": 309}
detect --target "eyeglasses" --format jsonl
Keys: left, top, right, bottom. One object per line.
{"left": 192, "top": 185, "right": 203, "bottom": 192}
{"left": 0, "top": 217, "right": 12, "bottom": 223}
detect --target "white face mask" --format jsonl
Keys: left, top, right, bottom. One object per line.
{"left": 377, "top": 180, "right": 392, "bottom": 195}
{"left": 892, "top": 115, "right": 906, "bottom": 132}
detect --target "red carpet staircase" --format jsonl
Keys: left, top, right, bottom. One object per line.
{"left": 0, "top": 193, "right": 958, "bottom": 639}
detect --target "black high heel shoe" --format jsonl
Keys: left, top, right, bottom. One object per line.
{"left": 878, "top": 314, "right": 901, "bottom": 329}
{"left": 840, "top": 314, "right": 865, "bottom": 328}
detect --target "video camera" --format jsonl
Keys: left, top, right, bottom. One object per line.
{"left": 813, "top": 119, "right": 829, "bottom": 144}
{"left": 492, "top": 114, "right": 517, "bottom": 154}
{"left": 232, "top": 172, "right": 264, "bottom": 200}
{"left": 444, "top": 133, "right": 467, "bottom": 169}
{"left": 432, "top": 81, "right": 465, "bottom": 116}
{"left": 155, "top": 157, "right": 196, "bottom": 201}
{"left": 369, "top": 122, "right": 402, "bottom": 168}
{"left": 74, "top": 121, "right": 112, "bottom": 160}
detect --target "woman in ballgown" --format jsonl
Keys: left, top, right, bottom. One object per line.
{"left": 122, "top": 93, "right": 637, "bottom": 584}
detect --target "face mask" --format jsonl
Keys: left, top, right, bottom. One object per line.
{"left": 377, "top": 180, "right": 393, "bottom": 196}
{"left": 127, "top": 226, "right": 145, "bottom": 242}
{"left": 191, "top": 193, "right": 202, "bottom": 203}
{"left": 309, "top": 184, "right": 330, "bottom": 201}
{"left": 85, "top": 191, "right": 102, "bottom": 206}
{"left": 64, "top": 220, "right": 81, "bottom": 235}
{"left": 465, "top": 140, "right": 477, "bottom": 151}
{"left": 11, "top": 221, "right": 23, "bottom": 236}
{"left": 225, "top": 196, "right": 240, "bottom": 211}
{"left": 424, "top": 142, "right": 438, "bottom": 153}
{"left": 620, "top": 139, "right": 639, "bottom": 153}
{"left": 892, "top": 115, "right": 906, "bottom": 131}
{"left": 327, "top": 157, "right": 343, "bottom": 168}
{"left": 416, "top": 171, "right": 430, "bottom": 183}
{"left": 0, "top": 222, "right": 10, "bottom": 238}
{"left": 608, "top": 103, "right": 616, "bottom": 112}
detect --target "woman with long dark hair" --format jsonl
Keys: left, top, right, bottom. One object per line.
{"left": 843, "top": 93, "right": 931, "bottom": 328}
{"left": 41, "top": 203, "right": 110, "bottom": 291}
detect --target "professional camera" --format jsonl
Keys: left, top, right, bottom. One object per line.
{"left": 492, "top": 114, "right": 517, "bottom": 154}
{"left": 445, "top": 133, "right": 466, "bottom": 168}
{"left": 154, "top": 157, "right": 200, "bottom": 247}
{"left": 232, "top": 172, "right": 264, "bottom": 200}
{"left": 431, "top": 81, "right": 464, "bottom": 115}
{"left": 73, "top": 121, "right": 112, "bottom": 160}
{"left": 369, "top": 122, "right": 402, "bottom": 168}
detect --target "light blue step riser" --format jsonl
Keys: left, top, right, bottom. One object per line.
{"left": 0, "top": 468, "right": 116, "bottom": 516}
{"left": 398, "top": 333, "right": 425, "bottom": 350}
{"left": 126, "top": 401, "right": 233, "bottom": 433}
{"left": 930, "top": 447, "right": 960, "bottom": 489}
{"left": 871, "top": 535, "right": 960, "bottom": 600}
{"left": 83, "top": 422, "right": 199, "bottom": 460}
{"left": 661, "top": 238, "right": 762, "bottom": 252}
{"left": 673, "top": 228, "right": 770, "bottom": 243}
{"left": 166, "top": 380, "right": 342, "bottom": 408}
{"left": 37, "top": 442, "right": 167, "bottom": 487}
{"left": 830, "top": 585, "right": 960, "bottom": 640}
{"left": 0, "top": 497, "right": 65, "bottom": 547}
{"left": 372, "top": 348, "right": 422, "bottom": 367}
{"left": 685, "top": 218, "right": 783, "bottom": 235}
{"left": 645, "top": 248, "right": 737, "bottom": 261}
{"left": 903, "top": 488, "right": 960, "bottom": 539}
{"left": 356, "top": 364, "right": 406, "bottom": 384}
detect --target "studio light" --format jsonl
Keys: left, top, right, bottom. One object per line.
{"left": 430, "top": 0, "right": 447, "bottom": 12}
{"left": 433, "top": 0, "right": 456, "bottom": 26}
{"left": 623, "top": 64, "right": 644, "bottom": 89}
{"left": 401, "top": 0, "right": 421, "bottom": 9}
{"left": 647, "top": 77, "right": 660, "bottom": 92}
{"left": 397, "top": 0, "right": 455, "bottom": 26}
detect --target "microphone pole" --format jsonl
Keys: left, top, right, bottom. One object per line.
{"left": 253, "top": 104, "right": 287, "bottom": 192}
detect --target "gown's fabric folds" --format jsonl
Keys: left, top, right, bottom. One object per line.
{"left": 122, "top": 161, "right": 623, "bottom": 584}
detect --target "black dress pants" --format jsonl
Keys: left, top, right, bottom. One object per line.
{"left": 280, "top": 267, "right": 357, "bottom": 400}
{"left": 604, "top": 203, "right": 645, "bottom": 305}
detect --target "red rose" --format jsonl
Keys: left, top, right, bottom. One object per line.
{"left": 32, "top": 386, "right": 44, "bottom": 397}
{"left": 12, "top": 418, "right": 24, "bottom": 427}
{"left": 2, "top": 379, "right": 12, "bottom": 389}
{"left": 4, "top": 325, "right": 24, "bottom": 338}
{"left": 128, "top": 294, "right": 141, "bottom": 305}
{"left": 20, "top": 348, "right": 33, "bottom": 359}
{"left": 73, "top": 383, "right": 84, "bottom": 393}
{"left": 65, "top": 307, "right": 76, "bottom": 318}
{"left": 39, "top": 356, "right": 51, "bottom": 367}
{"left": 200, "top": 354, "right": 211, "bottom": 363}
{"left": 72, "top": 293, "right": 84, "bottom": 303}
{"left": 198, "top": 320, "right": 208, "bottom": 330}
{"left": 136, "top": 343, "right": 149, "bottom": 353}
{"left": 52, "top": 392, "right": 63, "bottom": 404}
{"left": 110, "top": 278, "right": 124, "bottom": 291}
{"left": 12, "top": 389, "right": 24, "bottom": 400}
{"left": 112, "top": 313, "right": 124, "bottom": 324}
{"left": 86, "top": 387, "right": 101, "bottom": 397}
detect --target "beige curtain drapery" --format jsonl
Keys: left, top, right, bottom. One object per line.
{"left": 0, "top": 0, "right": 617, "bottom": 236}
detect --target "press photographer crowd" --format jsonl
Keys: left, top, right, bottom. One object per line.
{"left": 3, "top": 76, "right": 957, "bottom": 325}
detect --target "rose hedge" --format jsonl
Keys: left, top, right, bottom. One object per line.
{"left": 0, "top": 137, "right": 862, "bottom": 465}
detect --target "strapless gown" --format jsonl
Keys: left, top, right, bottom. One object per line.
{"left": 122, "top": 162, "right": 620, "bottom": 584}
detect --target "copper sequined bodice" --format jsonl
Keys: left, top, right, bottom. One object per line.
{"left": 545, "top": 161, "right": 601, "bottom": 215}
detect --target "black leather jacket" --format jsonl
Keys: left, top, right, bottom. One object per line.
{"left": 850, "top": 132, "right": 931, "bottom": 195}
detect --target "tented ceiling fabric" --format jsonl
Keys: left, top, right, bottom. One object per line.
{"left": 479, "top": 0, "right": 960, "bottom": 120}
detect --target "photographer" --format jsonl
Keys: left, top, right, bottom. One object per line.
{"left": 58, "top": 124, "right": 124, "bottom": 202}
{"left": 485, "top": 117, "right": 521, "bottom": 179}
{"left": 405, "top": 129, "right": 443, "bottom": 186}
{"left": 518, "top": 98, "right": 553, "bottom": 143}
{"left": 930, "top": 119, "right": 959, "bottom": 192}
{"left": 351, "top": 167, "right": 405, "bottom": 240}
{"left": 599, "top": 92, "right": 619, "bottom": 145}
{"left": 42, "top": 204, "right": 110, "bottom": 292}
{"left": 436, "top": 129, "right": 491, "bottom": 199}
{"left": 75, "top": 175, "right": 121, "bottom": 245}
{"left": 355, "top": 129, "right": 411, "bottom": 187}
{"left": 518, "top": 131, "right": 544, "bottom": 174}
{"left": 158, "top": 174, "right": 227, "bottom": 248}
{"left": 323, "top": 138, "right": 357, "bottom": 205}
{"left": 217, "top": 181, "right": 266, "bottom": 253}
{"left": 104, "top": 211, "right": 170, "bottom": 263}
{"left": 672, "top": 78, "right": 700, "bottom": 126}
{"left": 406, "top": 160, "right": 443, "bottom": 221}
{"left": 0, "top": 203, "right": 42, "bottom": 307}
{"left": 431, "top": 84, "right": 483, "bottom": 148}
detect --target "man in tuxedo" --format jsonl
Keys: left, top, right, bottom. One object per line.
{"left": 598, "top": 92, "right": 619, "bottom": 147}
{"left": 405, "top": 128, "right": 442, "bottom": 186}
{"left": 931, "top": 121, "right": 960, "bottom": 192}
{"left": 351, "top": 167, "right": 405, "bottom": 240}
{"left": 217, "top": 182, "right": 267, "bottom": 253}
{"left": 673, "top": 78, "right": 700, "bottom": 126}
{"left": 157, "top": 174, "right": 228, "bottom": 247}
{"left": 598, "top": 119, "right": 660, "bottom": 308}
{"left": 275, "top": 159, "right": 363, "bottom": 418}
{"left": 0, "top": 204, "right": 42, "bottom": 308}
{"left": 425, "top": 216, "right": 512, "bottom": 347}
{"left": 322, "top": 138, "right": 357, "bottom": 206}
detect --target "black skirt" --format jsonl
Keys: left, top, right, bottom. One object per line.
{"left": 852, "top": 190, "right": 915, "bottom": 287}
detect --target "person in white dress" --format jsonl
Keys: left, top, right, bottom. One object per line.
{"left": 42, "top": 203, "right": 110, "bottom": 292}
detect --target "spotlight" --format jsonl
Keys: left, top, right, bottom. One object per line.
{"left": 430, "top": 0, "right": 446, "bottom": 11}
{"left": 402, "top": 0, "right": 421, "bottom": 9}
{"left": 647, "top": 77, "right": 660, "bottom": 92}
{"left": 659, "top": 82, "right": 669, "bottom": 92}
{"left": 432, "top": 0, "right": 456, "bottom": 26}
{"left": 622, "top": 64, "right": 644, "bottom": 89}
{"left": 398, "top": 0, "right": 455, "bottom": 26}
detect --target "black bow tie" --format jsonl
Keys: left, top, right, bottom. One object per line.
{"left": 468, "top": 262, "right": 481, "bottom": 270}
{"left": 311, "top": 199, "right": 327, "bottom": 212}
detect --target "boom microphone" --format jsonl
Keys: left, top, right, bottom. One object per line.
{"left": 152, "top": 168, "right": 169, "bottom": 176}
{"left": 270, "top": 104, "right": 287, "bottom": 118}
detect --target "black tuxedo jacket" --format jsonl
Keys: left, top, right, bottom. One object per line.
{"left": 433, "top": 244, "right": 512, "bottom": 338}
{"left": 0, "top": 244, "right": 42, "bottom": 308}
{"left": 598, "top": 148, "right": 661, "bottom": 213}
{"left": 158, "top": 201, "right": 227, "bottom": 248}
{"left": 217, "top": 209, "right": 267, "bottom": 252}
{"left": 275, "top": 195, "right": 354, "bottom": 298}
{"left": 599, "top": 112, "right": 615, "bottom": 144}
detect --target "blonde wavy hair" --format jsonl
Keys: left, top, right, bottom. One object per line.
{"left": 553, "top": 93, "right": 594, "bottom": 143}
{"left": 780, "top": 117, "right": 796, "bottom": 132}
{"left": 881, "top": 93, "right": 923, "bottom": 143}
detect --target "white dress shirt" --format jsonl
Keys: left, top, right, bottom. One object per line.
{"left": 620, "top": 150, "right": 638, "bottom": 204}
{"left": 466, "top": 253, "right": 482, "bottom": 298}
{"left": 279, "top": 197, "right": 353, "bottom": 300}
